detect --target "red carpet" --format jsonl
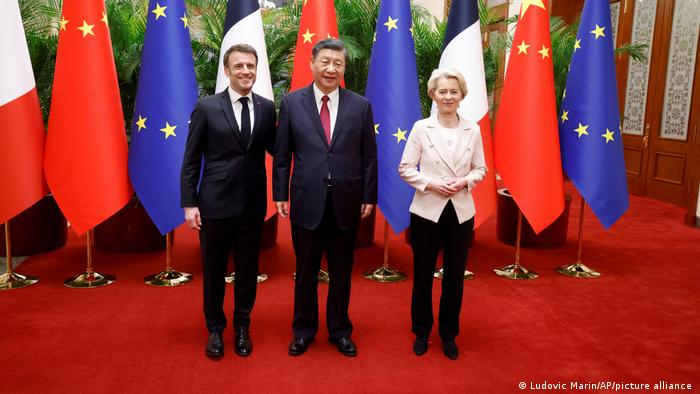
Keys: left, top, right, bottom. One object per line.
{"left": 2, "top": 185, "right": 700, "bottom": 393}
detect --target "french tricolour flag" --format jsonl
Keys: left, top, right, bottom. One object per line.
{"left": 0, "top": 1, "right": 47, "bottom": 224}
{"left": 215, "top": 0, "right": 273, "bottom": 100}
{"left": 436, "top": 0, "right": 497, "bottom": 228}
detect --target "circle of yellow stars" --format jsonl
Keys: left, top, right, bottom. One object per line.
{"left": 559, "top": 22, "right": 618, "bottom": 145}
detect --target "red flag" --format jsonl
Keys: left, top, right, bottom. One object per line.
{"left": 0, "top": 2, "right": 47, "bottom": 224}
{"left": 494, "top": 0, "right": 564, "bottom": 234}
{"left": 44, "top": 0, "right": 132, "bottom": 235}
{"left": 289, "top": 0, "right": 342, "bottom": 91}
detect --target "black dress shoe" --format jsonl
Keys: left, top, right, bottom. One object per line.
{"left": 288, "top": 337, "right": 314, "bottom": 356}
{"left": 413, "top": 337, "right": 428, "bottom": 356}
{"left": 442, "top": 339, "right": 458, "bottom": 360}
{"left": 329, "top": 337, "right": 357, "bottom": 357}
{"left": 205, "top": 332, "right": 223, "bottom": 358}
{"left": 235, "top": 328, "right": 253, "bottom": 357}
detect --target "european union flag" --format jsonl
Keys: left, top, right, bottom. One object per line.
{"left": 128, "top": 0, "right": 198, "bottom": 234}
{"left": 559, "top": 0, "right": 628, "bottom": 228}
{"left": 365, "top": 0, "right": 423, "bottom": 233}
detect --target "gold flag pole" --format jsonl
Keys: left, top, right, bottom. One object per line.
{"left": 363, "top": 220, "right": 407, "bottom": 282}
{"left": 494, "top": 210, "right": 538, "bottom": 280}
{"left": 0, "top": 221, "right": 39, "bottom": 290}
{"left": 556, "top": 198, "right": 601, "bottom": 278}
{"left": 145, "top": 231, "right": 192, "bottom": 286}
{"left": 64, "top": 229, "right": 116, "bottom": 288}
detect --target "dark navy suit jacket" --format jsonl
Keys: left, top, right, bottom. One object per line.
{"left": 181, "top": 90, "right": 276, "bottom": 220}
{"left": 273, "top": 84, "right": 377, "bottom": 230}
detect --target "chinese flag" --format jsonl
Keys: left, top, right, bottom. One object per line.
{"left": 493, "top": 0, "right": 564, "bottom": 234}
{"left": 0, "top": 1, "right": 47, "bottom": 224}
{"left": 44, "top": 0, "right": 132, "bottom": 235}
{"left": 289, "top": 0, "right": 342, "bottom": 91}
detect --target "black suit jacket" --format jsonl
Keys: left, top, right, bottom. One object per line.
{"left": 181, "top": 90, "right": 276, "bottom": 220}
{"left": 273, "top": 84, "right": 377, "bottom": 230}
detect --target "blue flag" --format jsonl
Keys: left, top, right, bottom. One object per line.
{"left": 559, "top": 0, "right": 628, "bottom": 228}
{"left": 128, "top": 0, "right": 198, "bottom": 234}
{"left": 365, "top": 0, "right": 423, "bottom": 233}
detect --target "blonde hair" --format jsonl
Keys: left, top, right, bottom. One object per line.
{"left": 427, "top": 68, "right": 468, "bottom": 98}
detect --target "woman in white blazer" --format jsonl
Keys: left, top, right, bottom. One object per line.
{"left": 398, "top": 69, "right": 487, "bottom": 360}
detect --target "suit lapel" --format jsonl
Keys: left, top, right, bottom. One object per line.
{"left": 301, "top": 84, "right": 330, "bottom": 148}
{"left": 329, "top": 88, "right": 351, "bottom": 150}
{"left": 452, "top": 123, "right": 474, "bottom": 167}
{"left": 248, "top": 92, "right": 264, "bottom": 150}
{"left": 219, "top": 91, "right": 245, "bottom": 149}
{"left": 424, "top": 119, "right": 458, "bottom": 177}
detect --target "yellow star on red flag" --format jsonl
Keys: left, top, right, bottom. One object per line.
{"left": 302, "top": 28, "right": 315, "bottom": 44}
{"left": 77, "top": 21, "right": 95, "bottom": 37}
{"left": 517, "top": 40, "right": 530, "bottom": 54}
{"left": 520, "top": 0, "right": 546, "bottom": 17}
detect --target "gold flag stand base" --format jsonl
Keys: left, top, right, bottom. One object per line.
{"left": 226, "top": 272, "right": 269, "bottom": 284}
{"left": 0, "top": 272, "right": 39, "bottom": 290}
{"left": 494, "top": 211, "right": 538, "bottom": 280}
{"left": 145, "top": 232, "right": 192, "bottom": 286}
{"left": 1, "top": 222, "right": 40, "bottom": 290}
{"left": 556, "top": 262, "right": 601, "bottom": 279}
{"left": 363, "top": 266, "right": 407, "bottom": 282}
{"left": 362, "top": 222, "right": 407, "bottom": 283}
{"left": 292, "top": 270, "right": 329, "bottom": 284}
{"left": 557, "top": 200, "right": 601, "bottom": 279}
{"left": 434, "top": 268, "right": 474, "bottom": 281}
{"left": 317, "top": 270, "right": 329, "bottom": 284}
{"left": 64, "top": 271, "right": 116, "bottom": 288}
{"left": 145, "top": 269, "right": 192, "bottom": 286}
{"left": 494, "top": 263, "right": 539, "bottom": 280}
{"left": 64, "top": 230, "right": 115, "bottom": 288}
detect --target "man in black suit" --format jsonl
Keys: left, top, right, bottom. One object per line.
{"left": 273, "top": 39, "right": 377, "bottom": 357}
{"left": 181, "top": 44, "right": 276, "bottom": 358}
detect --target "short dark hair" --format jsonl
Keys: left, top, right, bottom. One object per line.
{"left": 223, "top": 44, "right": 258, "bottom": 68}
{"left": 311, "top": 38, "right": 348, "bottom": 64}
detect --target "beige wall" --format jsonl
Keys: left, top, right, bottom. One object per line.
{"left": 412, "top": 0, "right": 445, "bottom": 20}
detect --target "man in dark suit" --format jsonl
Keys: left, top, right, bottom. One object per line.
{"left": 273, "top": 39, "right": 377, "bottom": 357}
{"left": 181, "top": 44, "right": 276, "bottom": 358}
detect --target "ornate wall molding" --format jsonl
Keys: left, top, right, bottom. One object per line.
{"left": 660, "top": 0, "right": 700, "bottom": 141}
{"left": 623, "top": 0, "right": 658, "bottom": 136}
{"left": 611, "top": 1, "right": 621, "bottom": 45}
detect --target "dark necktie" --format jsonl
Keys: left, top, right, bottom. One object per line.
{"left": 320, "top": 95, "right": 331, "bottom": 144}
{"left": 239, "top": 96, "right": 251, "bottom": 148}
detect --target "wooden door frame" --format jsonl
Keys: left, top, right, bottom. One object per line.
{"left": 684, "top": 34, "right": 700, "bottom": 226}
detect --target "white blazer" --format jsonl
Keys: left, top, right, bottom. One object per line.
{"left": 398, "top": 116, "right": 487, "bottom": 224}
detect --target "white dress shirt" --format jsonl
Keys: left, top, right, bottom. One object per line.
{"left": 228, "top": 86, "right": 255, "bottom": 133}
{"left": 312, "top": 83, "right": 339, "bottom": 138}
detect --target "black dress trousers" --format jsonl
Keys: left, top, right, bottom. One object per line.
{"left": 291, "top": 191, "right": 357, "bottom": 341}
{"left": 199, "top": 211, "right": 262, "bottom": 334}
{"left": 410, "top": 201, "right": 474, "bottom": 340}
